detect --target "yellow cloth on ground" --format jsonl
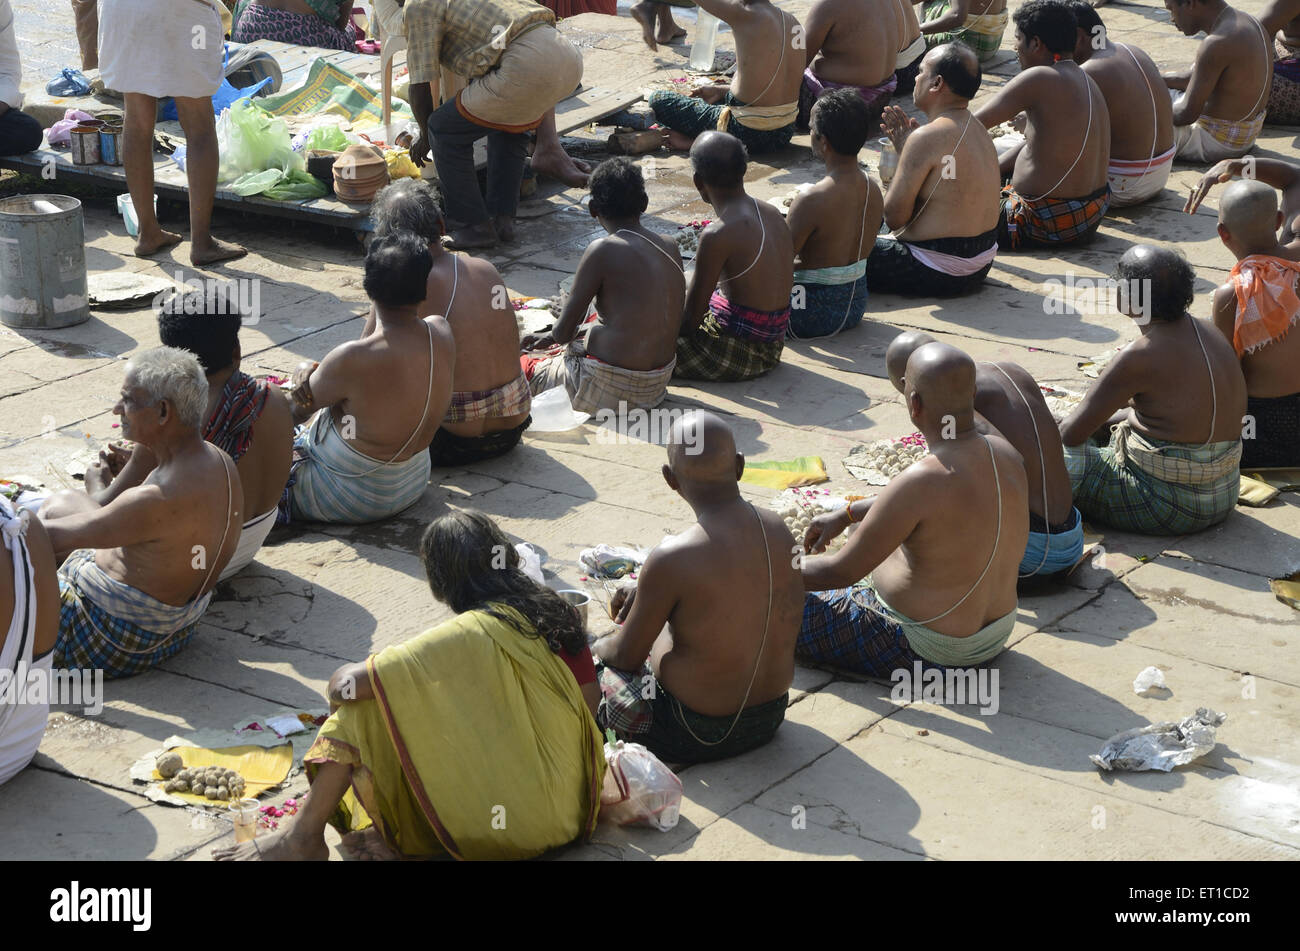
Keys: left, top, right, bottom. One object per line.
{"left": 304, "top": 605, "right": 604, "bottom": 860}
{"left": 717, "top": 101, "right": 799, "bottom": 131}
{"left": 151, "top": 743, "right": 293, "bottom": 805}
{"left": 1238, "top": 474, "right": 1281, "bottom": 506}
{"left": 739, "top": 456, "right": 829, "bottom": 489}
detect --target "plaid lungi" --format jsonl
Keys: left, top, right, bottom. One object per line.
{"left": 647, "top": 89, "right": 796, "bottom": 155}
{"left": 674, "top": 312, "right": 785, "bottom": 381}
{"left": 1065, "top": 425, "right": 1242, "bottom": 535}
{"left": 798, "top": 585, "right": 939, "bottom": 677}
{"left": 445, "top": 372, "right": 532, "bottom": 424}
{"left": 527, "top": 338, "right": 675, "bottom": 415}
{"left": 999, "top": 183, "right": 1110, "bottom": 250}
{"left": 923, "top": 1, "right": 1008, "bottom": 63}
{"left": 56, "top": 549, "right": 208, "bottom": 678}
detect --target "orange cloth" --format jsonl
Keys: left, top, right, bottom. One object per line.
{"left": 1229, "top": 254, "right": 1300, "bottom": 355}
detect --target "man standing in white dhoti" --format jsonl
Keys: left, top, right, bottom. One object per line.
{"left": 100, "top": 0, "right": 246, "bottom": 265}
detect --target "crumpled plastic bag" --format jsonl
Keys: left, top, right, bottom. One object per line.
{"left": 1090, "top": 708, "right": 1226, "bottom": 772}
{"left": 1132, "top": 666, "right": 1168, "bottom": 695}
{"left": 385, "top": 148, "right": 420, "bottom": 180}
{"left": 217, "top": 99, "right": 303, "bottom": 183}
{"left": 599, "top": 740, "right": 682, "bottom": 831}
{"left": 228, "top": 168, "right": 284, "bottom": 196}
{"left": 46, "top": 109, "right": 96, "bottom": 147}
{"left": 579, "top": 544, "right": 647, "bottom": 580}
{"left": 302, "top": 124, "right": 351, "bottom": 153}
{"left": 263, "top": 169, "right": 328, "bottom": 201}
{"left": 514, "top": 542, "right": 545, "bottom": 585}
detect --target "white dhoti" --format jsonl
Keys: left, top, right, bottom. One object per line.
{"left": 218, "top": 506, "right": 277, "bottom": 581}
{"left": 0, "top": 499, "right": 50, "bottom": 787}
{"left": 1106, "top": 145, "right": 1176, "bottom": 208}
{"left": 99, "top": 0, "right": 224, "bottom": 99}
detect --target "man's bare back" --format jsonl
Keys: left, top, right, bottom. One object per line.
{"left": 1102, "top": 320, "right": 1248, "bottom": 444}
{"left": 702, "top": 197, "right": 795, "bottom": 312}
{"left": 1081, "top": 43, "right": 1174, "bottom": 161}
{"left": 974, "top": 362, "right": 1074, "bottom": 525}
{"left": 983, "top": 63, "right": 1111, "bottom": 197}
{"left": 580, "top": 229, "right": 685, "bottom": 370}
{"left": 94, "top": 443, "right": 243, "bottom": 606}
{"left": 1196, "top": 8, "right": 1272, "bottom": 121}
{"left": 1212, "top": 242, "right": 1300, "bottom": 398}
{"left": 425, "top": 252, "right": 530, "bottom": 437}
{"left": 869, "top": 432, "right": 1027, "bottom": 637}
{"left": 887, "top": 111, "right": 1001, "bottom": 241}
{"left": 215, "top": 380, "right": 292, "bottom": 519}
{"left": 790, "top": 168, "right": 882, "bottom": 270}
{"left": 645, "top": 502, "right": 802, "bottom": 715}
{"left": 728, "top": 0, "right": 806, "bottom": 106}
{"left": 805, "top": 0, "right": 899, "bottom": 87}
{"left": 324, "top": 316, "right": 455, "bottom": 461}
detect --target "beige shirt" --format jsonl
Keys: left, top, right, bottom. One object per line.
{"left": 402, "top": 0, "right": 554, "bottom": 85}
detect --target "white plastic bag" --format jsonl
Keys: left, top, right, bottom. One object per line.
{"left": 514, "top": 542, "right": 545, "bottom": 585}
{"left": 599, "top": 740, "right": 682, "bottom": 831}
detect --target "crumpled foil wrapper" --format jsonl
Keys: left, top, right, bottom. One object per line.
{"left": 1090, "top": 708, "right": 1226, "bottom": 772}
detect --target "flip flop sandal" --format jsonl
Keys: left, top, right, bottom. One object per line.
{"left": 46, "top": 67, "right": 92, "bottom": 97}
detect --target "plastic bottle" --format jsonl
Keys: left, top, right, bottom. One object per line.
{"left": 689, "top": 10, "right": 721, "bottom": 71}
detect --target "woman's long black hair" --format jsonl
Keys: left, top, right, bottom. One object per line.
{"left": 420, "top": 509, "right": 585, "bottom": 656}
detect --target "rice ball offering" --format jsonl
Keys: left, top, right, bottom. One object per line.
{"left": 675, "top": 220, "right": 710, "bottom": 258}
{"left": 162, "top": 763, "right": 247, "bottom": 800}
{"left": 772, "top": 489, "right": 853, "bottom": 554}
{"left": 842, "top": 433, "right": 929, "bottom": 485}
{"left": 155, "top": 751, "right": 184, "bottom": 779}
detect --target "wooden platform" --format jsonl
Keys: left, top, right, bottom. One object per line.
{"left": 3, "top": 14, "right": 660, "bottom": 231}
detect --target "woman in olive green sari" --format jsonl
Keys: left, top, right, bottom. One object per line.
{"left": 214, "top": 510, "right": 603, "bottom": 861}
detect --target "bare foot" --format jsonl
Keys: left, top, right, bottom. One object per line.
{"left": 339, "top": 828, "right": 400, "bottom": 861}
{"left": 665, "top": 129, "right": 695, "bottom": 151}
{"left": 530, "top": 147, "right": 591, "bottom": 188}
{"left": 630, "top": 1, "right": 658, "bottom": 51}
{"left": 656, "top": 24, "right": 687, "bottom": 44}
{"left": 212, "top": 824, "right": 328, "bottom": 861}
{"left": 443, "top": 221, "right": 498, "bottom": 250}
{"left": 134, "top": 228, "right": 183, "bottom": 258}
{"left": 191, "top": 238, "right": 248, "bottom": 267}
{"left": 493, "top": 215, "right": 516, "bottom": 243}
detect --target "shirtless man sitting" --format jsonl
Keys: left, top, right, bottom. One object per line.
{"left": 284, "top": 232, "right": 455, "bottom": 524}
{"left": 974, "top": 0, "right": 1111, "bottom": 251}
{"left": 594, "top": 411, "right": 802, "bottom": 764}
{"left": 799, "top": 343, "right": 1028, "bottom": 676}
{"left": 1211, "top": 180, "right": 1300, "bottom": 468}
{"left": 0, "top": 494, "right": 59, "bottom": 785}
{"left": 1070, "top": 2, "right": 1175, "bottom": 208}
{"left": 787, "top": 90, "right": 882, "bottom": 339}
{"left": 521, "top": 157, "right": 684, "bottom": 415}
{"left": 1162, "top": 0, "right": 1273, "bottom": 163}
{"left": 79, "top": 290, "right": 293, "bottom": 581}
{"left": 886, "top": 331, "right": 1083, "bottom": 579}
{"left": 39, "top": 348, "right": 243, "bottom": 678}
{"left": 1260, "top": 0, "right": 1300, "bottom": 124}
{"left": 895, "top": 0, "right": 928, "bottom": 94}
{"left": 648, "top": 0, "right": 804, "bottom": 155}
{"left": 1061, "top": 245, "right": 1247, "bottom": 536}
{"left": 676, "top": 131, "right": 795, "bottom": 381}
{"left": 870, "top": 44, "right": 1001, "bottom": 296}
{"left": 799, "top": 0, "right": 902, "bottom": 132}
{"left": 918, "top": 0, "right": 1009, "bottom": 65}
{"left": 368, "top": 181, "right": 531, "bottom": 468}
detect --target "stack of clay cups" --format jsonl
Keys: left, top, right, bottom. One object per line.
{"left": 333, "top": 143, "right": 389, "bottom": 204}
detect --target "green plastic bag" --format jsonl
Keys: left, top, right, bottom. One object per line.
{"left": 218, "top": 99, "right": 304, "bottom": 183}
{"left": 228, "top": 168, "right": 283, "bottom": 196}
{"left": 303, "top": 125, "right": 350, "bottom": 153}
{"left": 263, "top": 169, "right": 329, "bottom": 201}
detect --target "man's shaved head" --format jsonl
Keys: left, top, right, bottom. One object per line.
{"left": 690, "top": 131, "right": 749, "bottom": 189}
{"left": 1219, "top": 179, "right": 1281, "bottom": 244}
{"left": 1114, "top": 243, "right": 1194, "bottom": 322}
{"left": 906, "top": 342, "right": 977, "bottom": 423}
{"left": 886, "top": 330, "right": 937, "bottom": 393}
{"left": 666, "top": 410, "right": 739, "bottom": 482}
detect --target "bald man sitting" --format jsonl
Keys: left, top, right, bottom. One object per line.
{"left": 799, "top": 343, "right": 1028, "bottom": 676}
{"left": 974, "top": 0, "right": 1111, "bottom": 251}
{"left": 593, "top": 410, "right": 803, "bottom": 764}
{"left": 1061, "top": 245, "right": 1246, "bottom": 535}
{"left": 886, "top": 332, "right": 1081, "bottom": 578}
{"left": 1211, "top": 180, "right": 1300, "bottom": 468}
{"left": 677, "top": 132, "right": 795, "bottom": 381}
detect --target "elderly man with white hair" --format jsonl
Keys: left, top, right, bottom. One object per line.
{"left": 39, "top": 347, "right": 243, "bottom": 679}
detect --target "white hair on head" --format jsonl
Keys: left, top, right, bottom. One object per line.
{"left": 125, "top": 346, "right": 207, "bottom": 430}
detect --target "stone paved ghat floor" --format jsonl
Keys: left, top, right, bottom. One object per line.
{"left": 1, "top": 1, "right": 1298, "bottom": 861}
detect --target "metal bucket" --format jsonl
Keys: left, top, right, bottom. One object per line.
{"left": 0, "top": 195, "right": 90, "bottom": 329}
{"left": 70, "top": 125, "right": 101, "bottom": 165}
{"left": 99, "top": 125, "right": 123, "bottom": 166}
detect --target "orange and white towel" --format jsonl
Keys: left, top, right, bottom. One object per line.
{"left": 1229, "top": 253, "right": 1300, "bottom": 355}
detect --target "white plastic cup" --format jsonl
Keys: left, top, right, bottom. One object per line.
{"left": 116, "top": 192, "right": 158, "bottom": 238}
